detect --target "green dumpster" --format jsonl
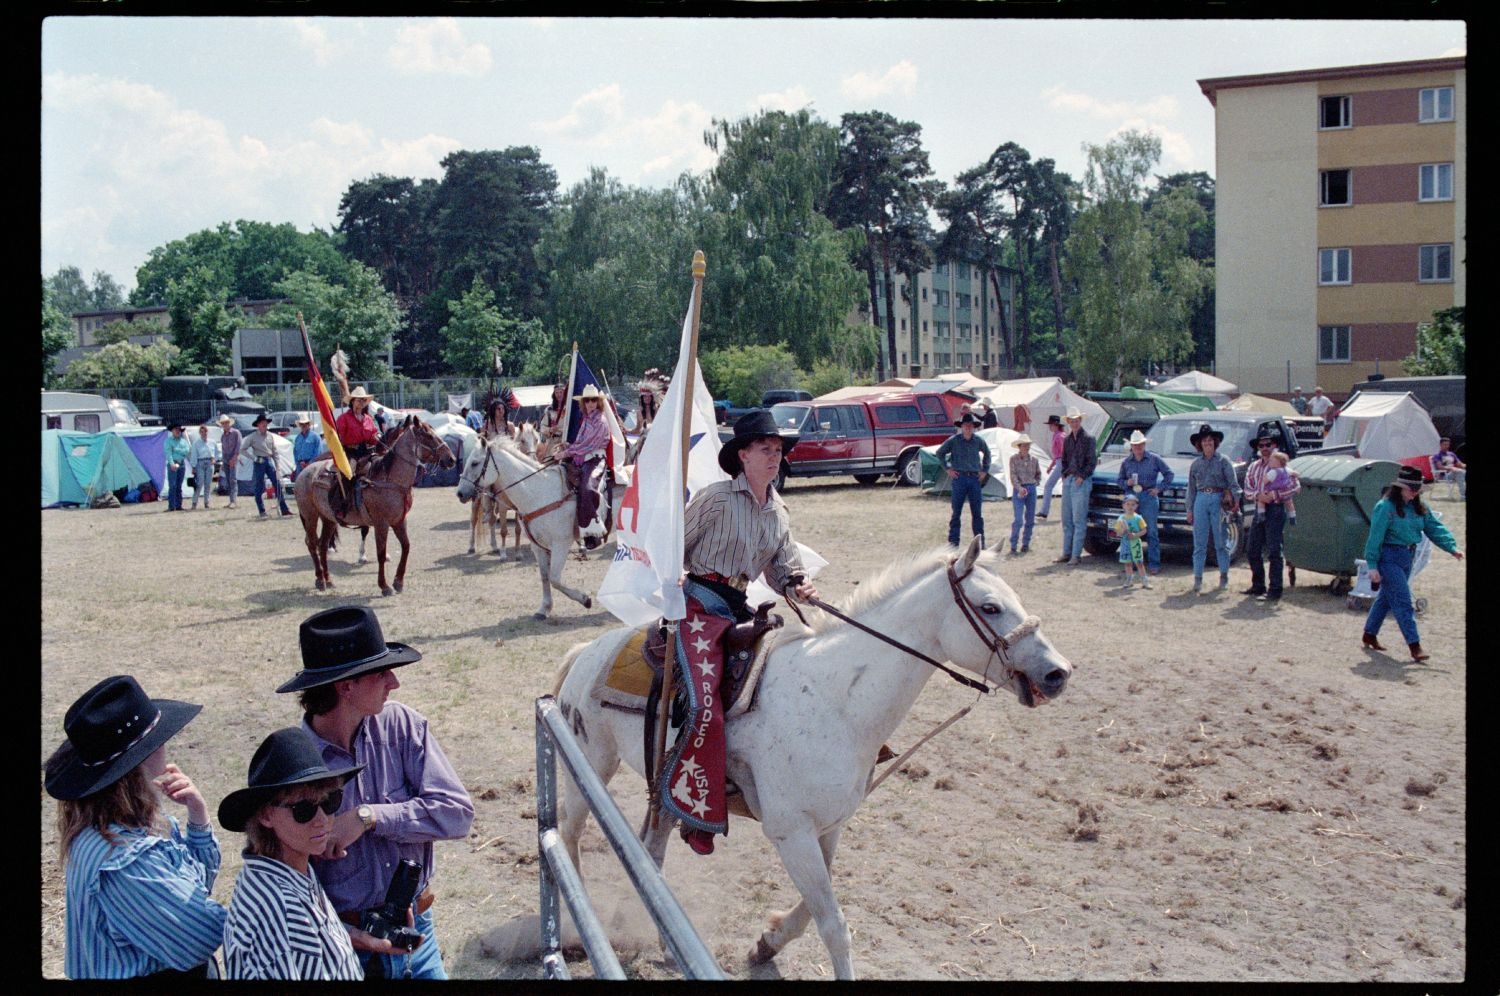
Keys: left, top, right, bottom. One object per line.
{"left": 1283, "top": 454, "right": 1399, "bottom": 594}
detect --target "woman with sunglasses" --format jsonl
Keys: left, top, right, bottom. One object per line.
{"left": 44, "top": 675, "right": 227, "bottom": 979}
{"left": 218, "top": 728, "right": 369, "bottom": 980}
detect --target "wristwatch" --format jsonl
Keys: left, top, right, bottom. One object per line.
{"left": 357, "top": 804, "right": 375, "bottom": 831}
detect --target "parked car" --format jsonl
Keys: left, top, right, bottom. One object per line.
{"left": 761, "top": 389, "right": 813, "bottom": 407}
{"left": 156, "top": 375, "right": 268, "bottom": 427}
{"left": 269, "top": 410, "right": 323, "bottom": 436}
{"left": 768, "top": 390, "right": 968, "bottom": 488}
{"left": 107, "top": 397, "right": 163, "bottom": 427}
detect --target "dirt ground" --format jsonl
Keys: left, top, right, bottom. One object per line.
{"left": 39, "top": 478, "right": 1467, "bottom": 981}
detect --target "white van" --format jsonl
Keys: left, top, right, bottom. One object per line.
{"left": 41, "top": 391, "right": 129, "bottom": 432}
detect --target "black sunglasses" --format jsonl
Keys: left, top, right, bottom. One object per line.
{"left": 277, "top": 788, "right": 343, "bottom": 824}
{"left": 1257, "top": 442, "right": 1276, "bottom": 448}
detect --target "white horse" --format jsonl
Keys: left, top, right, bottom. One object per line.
{"left": 550, "top": 536, "right": 1071, "bottom": 979}
{"left": 467, "top": 424, "right": 541, "bottom": 560}
{"left": 457, "top": 434, "right": 594, "bottom": 619}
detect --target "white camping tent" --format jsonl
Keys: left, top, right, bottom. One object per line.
{"left": 977, "top": 377, "right": 1108, "bottom": 440}
{"left": 1153, "top": 370, "right": 1238, "bottom": 406}
{"left": 918, "top": 426, "right": 1056, "bottom": 500}
{"left": 1327, "top": 391, "right": 1441, "bottom": 476}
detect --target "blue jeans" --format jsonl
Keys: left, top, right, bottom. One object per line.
{"left": 1365, "top": 544, "right": 1419, "bottom": 645}
{"left": 191, "top": 458, "right": 214, "bottom": 508}
{"left": 251, "top": 457, "right": 290, "bottom": 515}
{"left": 1245, "top": 502, "right": 1286, "bottom": 594}
{"left": 1137, "top": 491, "right": 1162, "bottom": 571}
{"left": 358, "top": 908, "right": 446, "bottom": 980}
{"left": 1060, "top": 477, "right": 1090, "bottom": 558}
{"left": 1010, "top": 488, "right": 1036, "bottom": 550}
{"left": 1038, "top": 460, "right": 1063, "bottom": 516}
{"left": 1191, "top": 491, "right": 1231, "bottom": 582}
{"left": 166, "top": 461, "right": 185, "bottom": 510}
{"left": 948, "top": 473, "right": 984, "bottom": 546}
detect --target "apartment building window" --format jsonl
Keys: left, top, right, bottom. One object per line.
{"left": 1418, "top": 163, "right": 1453, "bottom": 201}
{"left": 923, "top": 353, "right": 929, "bottom": 366}
{"left": 900, "top": 318, "right": 906, "bottom": 331}
{"left": 955, "top": 292, "right": 971, "bottom": 309}
{"left": 1319, "top": 95, "right": 1351, "bottom": 129}
{"left": 957, "top": 263, "right": 970, "bottom": 280}
{"left": 1318, "top": 248, "right": 1352, "bottom": 285}
{"left": 935, "top": 289, "right": 949, "bottom": 306}
{"left": 1320, "top": 169, "right": 1352, "bottom": 206}
{"left": 922, "top": 320, "right": 929, "bottom": 332}
{"left": 901, "top": 352, "right": 907, "bottom": 367}
{"left": 1418, "top": 244, "right": 1453, "bottom": 283}
{"left": 1318, "top": 325, "right": 1351, "bottom": 363}
{"left": 935, "top": 321, "right": 950, "bottom": 338}
{"left": 957, "top": 323, "right": 971, "bottom": 339}
{"left": 1419, "top": 86, "right": 1454, "bottom": 123}
{"left": 921, "top": 287, "right": 927, "bottom": 301}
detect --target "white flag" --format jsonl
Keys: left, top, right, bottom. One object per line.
{"left": 598, "top": 299, "right": 725, "bottom": 626}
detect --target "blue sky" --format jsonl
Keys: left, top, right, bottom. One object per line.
{"left": 41, "top": 15, "right": 1465, "bottom": 294}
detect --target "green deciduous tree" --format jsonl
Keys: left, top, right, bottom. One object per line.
{"left": 700, "top": 343, "right": 802, "bottom": 407}
{"left": 1404, "top": 306, "right": 1464, "bottom": 375}
{"left": 262, "top": 262, "right": 403, "bottom": 381}
{"left": 440, "top": 276, "right": 543, "bottom": 377}
{"left": 1147, "top": 171, "right": 1216, "bottom": 368}
{"left": 42, "top": 280, "right": 74, "bottom": 387}
{"left": 132, "top": 221, "right": 346, "bottom": 306}
{"left": 60, "top": 341, "right": 180, "bottom": 390}
{"left": 1062, "top": 131, "right": 1210, "bottom": 390}
{"left": 165, "top": 265, "right": 240, "bottom": 374}
{"left": 46, "top": 265, "right": 93, "bottom": 316}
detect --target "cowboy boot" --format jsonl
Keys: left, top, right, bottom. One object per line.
{"left": 1408, "top": 642, "right": 1431, "bottom": 662}
{"left": 1361, "top": 631, "right": 1386, "bottom": 651}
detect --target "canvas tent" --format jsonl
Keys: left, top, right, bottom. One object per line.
{"left": 1221, "top": 392, "right": 1299, "bottom": 417}
{"left": 1152, "top": 370, "right": 1238, "bottom": 406}
{"left": 418, "top": 421, "right": 480, "bottom": 487}
{"left": 42, "top": 430, "right": 155, "bottom": 508}
{"left": 1326, "top": 391, "right": 1441, "bottom": 478}
{"left": 1115, "top": 386, "right": 1218, "bottom": 416}
{"left": 918, "top": 426, "right": 1056, "bottom": 500}
{"left": 978, "top": 378, "right": 1108, "bottom": 441}
{"left": 107, "top": 426, "right": 169, "bottom": 491}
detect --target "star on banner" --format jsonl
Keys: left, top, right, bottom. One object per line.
{"left": 695, "top": 657, "right": 716, "bottom": 677}
{"left": 692, "top": 636, "right": 711, "bottom": 654}
{"left": 690, "top": 793, "right": 710, "bottom": 817}
{"left": 687, "top": 618, "right": 707, "bottom": 634}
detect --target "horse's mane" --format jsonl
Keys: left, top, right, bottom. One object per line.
{"left": 791, "top": 546, "right": 971, "bottom": 639}
{"left": 491, "top": 431, "right": 542, "bottom": 469}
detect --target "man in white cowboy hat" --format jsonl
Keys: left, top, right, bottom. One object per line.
{"left": 244, "top": 413, "right": 292, "bottom": 518}
{"left": 1055, "top": 406, "right": 1097, "bottom": 565}
{"left": 663, "top": 409, "right": 818, "bottom": 857}
{"left": 331, "top": 386, "right": 382, "bottom": 521}
{"left": 558, "top": 382, "right": 612, "bottom": 546}
{"left": 1115, "top": 429, "right": 1175, "bottom": 575}
{"left": 217, "top": 413, "right": 241, "bottom": 507}
{"left": 277, "top": 606, "right": 474, "bottom": 980}
{"left": 936, "top": 411, "right": 991, "bottom": 548}
{"left": 1007, "top": 433, "right": 1041, "bottom": 554}
{"left": 292, "top": 414, "right": 324, "bottom": 473}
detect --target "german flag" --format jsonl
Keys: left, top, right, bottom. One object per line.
{"left": 298, "top": 313, "right": 352, "bottom": 479}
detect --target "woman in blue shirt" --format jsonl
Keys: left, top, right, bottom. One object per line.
{"left": 1362, "top": 465, "right": 1463, "bottom": 661}
{"left": 44, "top": 675, "right": 227, "bottom": 979}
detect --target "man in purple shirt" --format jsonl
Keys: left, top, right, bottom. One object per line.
{"left": 276, "top": 607, "right": 474, "bottom": 980}
{"left": 217, "top": 413, "right": 241, "bottom": 508}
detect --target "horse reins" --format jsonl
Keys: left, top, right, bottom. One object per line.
{"left": 461, "top": 442, "right": 574, "bottom": 543}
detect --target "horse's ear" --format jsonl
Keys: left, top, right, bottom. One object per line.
{"left": 956, "top": 535, "right": 983, "bottom": 577}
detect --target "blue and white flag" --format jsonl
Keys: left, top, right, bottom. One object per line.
{"left": 565, "top": 348, "right": 628, "bottom": 476}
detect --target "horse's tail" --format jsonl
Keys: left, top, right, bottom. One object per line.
{"left": 552, "top": 640, "right": 593, "bottom": 698}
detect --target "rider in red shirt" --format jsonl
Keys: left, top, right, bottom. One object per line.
{"left": 331, "top": 386, "right": 382, "bottom": 520}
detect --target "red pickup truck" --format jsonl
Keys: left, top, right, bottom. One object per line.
{"left": 769, "top": 390, "right": 970, "bottom": 488}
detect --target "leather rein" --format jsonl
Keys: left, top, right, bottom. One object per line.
{"left": 463, "top": 443, "right": 570, "bottom": 530}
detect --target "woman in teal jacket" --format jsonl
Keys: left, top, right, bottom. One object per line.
{"left": 1362, "top": 465, "right": 1463, "bottom": 661}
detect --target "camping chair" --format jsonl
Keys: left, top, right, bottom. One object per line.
{"left": 1430, "top": 458, "right": 1464, "bottom": 500}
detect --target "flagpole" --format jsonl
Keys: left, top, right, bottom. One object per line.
{"left": 649, "top": 250, "right": 705, "bottom": 830}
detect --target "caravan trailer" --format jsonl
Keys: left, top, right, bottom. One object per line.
{"left": 41, "top": 391, "right": 129, "bottom": 433}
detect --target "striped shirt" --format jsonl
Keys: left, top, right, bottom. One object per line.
{"left": 64, "top": 818, "right": 226, "bottom": 979}
{"left": 1008, "top": 452, "right": 1040, "bottom": 488}
{"left": 563, "top": 410, "right": 609, "bottom": 463}
{"left": 683, "top": 475, "right": 805, "bottom": 593}
{"left": 219, "top": 427, "right": 241, "bottom": 467}
{"left": 1242, "top": 456, "right": 1301, "bottom": 504}
{"left": 223, "top": 854, "right": 363, "bottom": 981}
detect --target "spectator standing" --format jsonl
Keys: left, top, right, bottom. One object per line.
{"left": 1307, "top": 387, "right": 1334, "bottom": 431}
{"left": 245, "top": 414, "right": 292, "bottom": 518}
{"left": 188, "top": 424, "right": 217, "bottom": 510}
{"left": 1055, "top": 408, "right": 1097, "bottom": 566}
{"left": 1184, "top": 423, "right": 1240, "bottom": 595}
{"left": 465, "top": 405, "right": 485, "bottom": 433}
{"left": 1114, "top": 494, "right": 1149, "bottom": 589}
{"left": 1241, "top": 433, "right": 1301, "bottom": 602}
{"left": 277, "top": 607, "right": 475, "bottom": 980}
{"left": 1007, "top": 434, "right": 1040, "bottom": 554}
{"left": 1115, "top": 430, "right": 1175, "bottom": 575}
{"left": 1289, "top": 387, "right": 1309, "bottom": 415}
{"left": 1360, "top": 465, "right": 1463, "bottom": 661}
{"left": 217, "top": 413, "right": 241, "bottom": 507}
{"left": 1037, "top": 414, "right": 1066, "bottom": 519}
{"left": 977, "top": 401, "right": 999, "bottom": 429}
{"left": 1431, "top": 437, "right": 1466, "bottom": 500}
{"left": 936, "top": 412, "right": 991, "bottom": 548}
{"left": 163, "top": 424, "right": 189, "bottom": 511}
{"left": 292, "top": 416, "right": 324, "bottom": 473}
{"left": 44, "top": 675, "right": 226, "bottom": 979}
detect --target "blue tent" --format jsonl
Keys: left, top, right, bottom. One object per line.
{"left": 109, "top": 426, "right": 168, "bottom": 491}
{"left": 42, "top": 430, "right": 155, "bottom": 508}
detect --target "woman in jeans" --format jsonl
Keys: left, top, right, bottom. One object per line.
{"left": 188, "top": 424, "right": 216, "bottom": 509}
{"left": 1361, "top": 465, "right": 1463, "bottom": 661}
{"left": 1184, "top": 424, "right": 1239, "bottom": 594}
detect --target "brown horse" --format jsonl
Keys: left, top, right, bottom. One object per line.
{"left": 294, "top": 416, "right": 456, "bottom": 595}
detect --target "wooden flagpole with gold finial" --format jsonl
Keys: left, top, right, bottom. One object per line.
{"left": 649, "top": 250, "right": 706, "bottom": 830}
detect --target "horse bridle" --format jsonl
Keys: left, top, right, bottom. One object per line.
{"left": 462, "top": 440, "right": 554, "bottom": 497}
{"left": 797, "top": 557, "right": 1040, "bottom": 694}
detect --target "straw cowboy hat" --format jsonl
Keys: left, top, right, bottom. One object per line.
{"left": 718, "top": 408, "right": 797, "bottom": 477}
{"left": 348, "top": 386, "right": 374, "bottom": 401}
{"left": 1125, "top": 430, "right": 1150, "bottom": 446}
{"left": 295, "top": 415, "right": 311, "bottom": 425}
{"left": 45, "top": 675, "right": 203, "bottom": 801}
{"left": 1011, "top": 433, "right": 1034, "bottom": 447}
{"left": 217, "top": 727, "right": 363, "bottom": 833}
{"left": 1064, "top": 407, "right": 1084, "bottom": 421}
{"left": 217, "top": 413, "right": 234, "bottom": 426}
{"left": 573, "top": 383, "right": 606, "bottom": 403}
{"left": 1189, "top": 423, "right": 1224, "bottom": 450}
{"left": 275, "top": 606, "right": 423, "bottom": 694}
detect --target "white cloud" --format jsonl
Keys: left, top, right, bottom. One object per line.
{"left": 751, "top": 85, "right": 814, "bottom": 114}
{"left": 534, "top": 84, "right": 626, "bottom": 143}
{"left": 840, "top": 60, "right": 918, "bottom": 101}
{"left": 288, "top": 18, "right": 347, "bottom": 67}
{"left": 534, "top": 86, "right": 715, "bottom": 181}
{"left": 387, "top": 18, "right": 492, "bottom": 77}
{"left": 1042, "top": 85, "right": 1179, "bottom": 122}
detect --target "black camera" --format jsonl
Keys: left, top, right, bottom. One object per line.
{"left": 361, "top": 858, "right": 424, "bottom": 952}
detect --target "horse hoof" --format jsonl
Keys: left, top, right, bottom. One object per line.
{"left": 582, "top": 596, "right": 593, "bottom": 609}
{"left": 357, "top": 557, "right": 369, "bottom": 566}
{"left": 381, "top": 587, "right": 394, "bottom": 597}
{"left": 393, "top": 582, "right": 403, "bottom": 593}
{"left": 748, "top": 935, "right": 778, "bottom": 966}
{"left": 533, "top": 611, "right": 547, "bottom": 621}
{"left": 315, "top": 579, "right": 326, "bottom": 591}
{"left": 467, "top": 547, "right": 476, "bottom": 555}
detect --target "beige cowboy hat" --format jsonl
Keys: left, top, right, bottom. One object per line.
{"left": 295, "top": 415, "right": 311, "bottom": 425}
{"left": 216, "top": 413, "right": 234, "bottom": 426}
{"left": 1011, "top": 433, "right": 1034, "bottom": 447}
{"left": 348, "top": 386, "right": 374, "bottom": 401}
{"left": 1125, "top": 430, "right": 1150, "bottom": 446}
{"left": 573, "top": 383, "right": 606, "bottom": 402}
{"left": 1064, "top": 406, "right": 1084, "bottom": 421}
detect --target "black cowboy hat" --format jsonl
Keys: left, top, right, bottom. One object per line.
{"left": 1189, "top": 423, "right": 1224, "bottom": 450}
{"left": 1045, "top": 414, "right": 1063, "bottom": 427}
{"left": 1391, "top": 465, "right": 1426, "bottom": 490}
{"left": 275, "top": 606, "right": 423, "bottom": 694}
{"left": 1253, "top": 431, "right": 1279, "bottom": 447}
{"left": 217, "top": 727, "right": 363, "bottom": 832}
{"left": 954, "top": 412, "right": 981, "bottom": 427}
{"left": 718, "top": 409, "right": 798, "bottom": 477}
{"left": 252, "top": 413, "right": 271, "bottom": 426}
{"left": 45, "top": 676, "right": 202, "bottom": 801}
